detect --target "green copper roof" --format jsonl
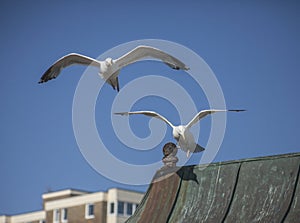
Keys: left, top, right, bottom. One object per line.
{"left": 126, "top": 153, "right": 300, "bottom": 223}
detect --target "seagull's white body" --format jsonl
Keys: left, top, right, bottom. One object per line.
{"left": 39, "top": 45, "right": 189, "bottom": 91}
{"left": 173, "top": 125, "right": 202, "bottom": 157}
{"left": 115, "top": 109, "right": 245, "bottom": 157}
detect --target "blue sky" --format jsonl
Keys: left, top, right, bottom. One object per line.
{"left": 1, "top": 0, "right": 299, "bottom": 215}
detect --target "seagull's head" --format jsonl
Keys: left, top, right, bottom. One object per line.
{"left": 105, "top": 58, "right": 113, "bottom": 67}
{"left": 173, "top": 126, "right": 186, "bottom": 141}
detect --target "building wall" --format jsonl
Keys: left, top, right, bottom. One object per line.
{"left": 106, "top": 189, "right": 144, "bottom": 223}
{"left": 46, "top": 201, "right": 107, "bottom": 223}
{"left": 42, "top": 190, "right": 88, "bottom": 209}
{"left": 1, "top": 188, "right": 143, "bottom": 223}
{"left": 0, "top": 211, "right": 45, "bottom": 223}
{"left": 46, "top": 210, "right": 53, "bottom": 223}
{"left": 0, "top": 216, "right": 9, "bottom": 223}
{"left": 43, "top": 195, "right": 74, "bottom": 210}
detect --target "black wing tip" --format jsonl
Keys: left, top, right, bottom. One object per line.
{"left": 164, "top": 61, "right": 189, "bottom": 71}
{"left": 38, "top": 76, "right": 56, "bottom": 84}
{"left": 228, "top": 109, "right": 246, "bottom": 112}
{"left": 116, "top": 77, "right": 120, "bottom": 92}
{"left": 171, "top": 65, "right": 189, "bottom": 71}
{"left": 109, "top": 79, "right": 120, "bottom": 92}
{"left": 114, "top": 112, "right": 127, "bottom": 115}
{"left": 111, "top": 85, "right": 119, "bottom": 92}
{"left": 38, "top": 78, "right": 47, "bottom": 84}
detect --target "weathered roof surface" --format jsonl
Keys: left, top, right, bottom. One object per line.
{"left": 126, "top": 152, "right": 300, "bottom": 223}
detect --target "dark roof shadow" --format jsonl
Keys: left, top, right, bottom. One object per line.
{"left": 176, "top": 165, "right": 199, "bottom": 184}
{"left": 152, "top": 165, "right": 199, "bottom": 184}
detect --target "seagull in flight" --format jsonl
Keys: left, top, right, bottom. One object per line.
{"left": 38, "top": 45, "right": 189, "bottom": 91}
{"left": 115, "top": 109, "right": 245, "bottom": 157}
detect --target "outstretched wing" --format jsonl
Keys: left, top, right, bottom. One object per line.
{"left": 114, "top": 45, "right": 189, "bottom": 71}
{"left": 39, "top": 53, "right": 101, "bottom": 83}
{"left": 114, "top": 110, "right": 174, "bottom": 128}
{"left": 186, "top": 109, "right": 245, "bottom": 128}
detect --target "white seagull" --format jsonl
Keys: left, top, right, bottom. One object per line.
{"left": 115, "top": 109, "right": 245, "bottom": 157}
{"left": 38, "top": 45, "right": 189, "bottom": 91}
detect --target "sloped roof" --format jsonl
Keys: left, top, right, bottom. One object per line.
{"left": 126, "top": 153, "right": 300, "bottom": 223}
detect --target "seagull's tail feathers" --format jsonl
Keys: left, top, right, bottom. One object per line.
{"left": 186, "top": 144, "right": 205, "bottom": 157}
{"left": 194, "top": 144, "right": 205, "bottom": 153}
{"left": 108, "top": 79, "right": 114, "bottom": 90}
{"left": 108, "top": 77, "right": 120, "bottom": 92}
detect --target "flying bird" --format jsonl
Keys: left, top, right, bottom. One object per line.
{"left": 115, "top": 109, "right": 245, "bottom": 157}
{"left": 38, "top": 45, "right": 189, "bottom": 91}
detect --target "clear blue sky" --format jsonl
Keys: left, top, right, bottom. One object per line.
{"left": 1, "top": 0, "right": 299, "bottom": 215}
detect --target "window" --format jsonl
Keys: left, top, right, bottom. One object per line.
{"left": 85, "top": 203, "right": 95, "bottom": 219}
{"left": 127, "top": 203, "right": 133, "bottom": 215}
{"left": 126, "top": 203, "right": 138, "bottom": 216}
{"left": 110, "top": 202, "right": 115, "bottom": 214}
{"left": 53, "top": 209, "right": 60, "bottom": 223}
{"left": 117, "top": 201, "right": 124, "bottom": 215}
{"left": 61, "top": 208, "right": 68, "bottom": 222}
{"left": 116, "top": 201, "right": 139, "bottom": 216}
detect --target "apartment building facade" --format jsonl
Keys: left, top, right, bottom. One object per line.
{"left": 1, "top": 188, "right": 144, "bottom": 223}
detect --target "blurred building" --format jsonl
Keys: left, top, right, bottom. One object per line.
{"left": 0, "top": 188, "right": 144, "bottom": 223}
